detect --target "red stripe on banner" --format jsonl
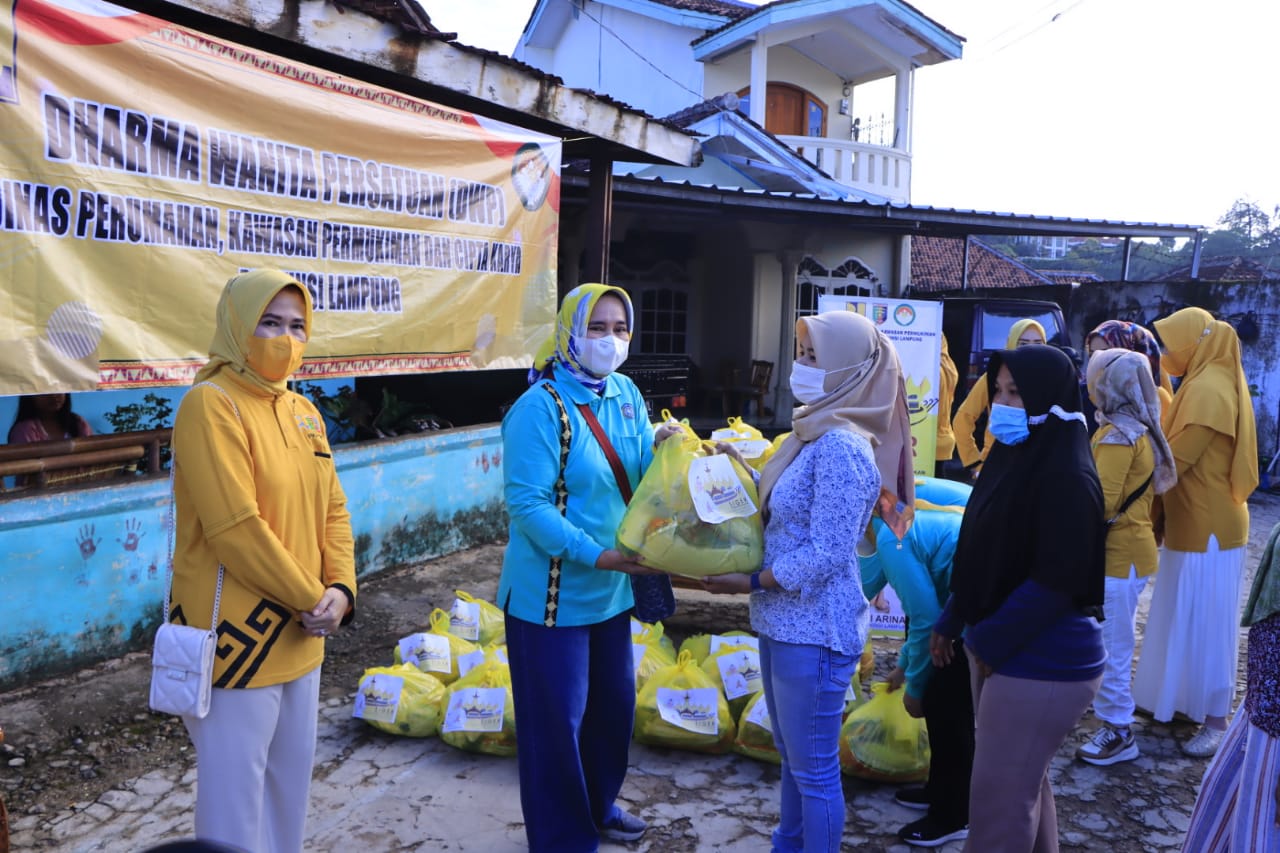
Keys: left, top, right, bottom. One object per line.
{"left": 16, "top": 0, "right": 162, "bottom": 46}
{"left": 97, "top": 354, "right": 477, "bottom": 388}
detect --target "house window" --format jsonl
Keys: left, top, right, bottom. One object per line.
{"left": 794, "top": 255, "right": 879, "bottom": 324}
{"left": 736, "top": 83, "right": 827, "bottom": 138}
{"left": 637, "top": 287, "right": 689, "bottom": 355}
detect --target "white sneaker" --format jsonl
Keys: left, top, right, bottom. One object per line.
{"left": 1076, "top": 725, "right": 1139, "bottom": 766}
{"left": 1182, "top": 725, "right": 1225, "bottom": 758}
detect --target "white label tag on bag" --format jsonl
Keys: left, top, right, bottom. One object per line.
{"left": 399, "top": 632, "right": 452, "bottom": 673}
{"left": 457, "top": 649, "right": 485, "bottom": 678}
{"left": 353, "top": 674, "right": 403, "bottom": 724}
{"left": 716, "top": 649, "right": 763, "bottom": 700}
{"left": 449, "top": 599, "right": 481, "bottom": 641}
{"left": 710, "top": 634, "right": 759, "bottom": 654}
{"left": 632, "top": 643, "right": 648, "bottom": 677}
{"left": 744, "top": 695, "right": 772, "bottom": 730}
{"left": 655, "top": 686, "right": 720, "bottom": 735}
{"left": 688, "top": 454, "right": 758, "bottom": 523}
{"left": 442, "top": 687, "right": 507, "bottom": 733}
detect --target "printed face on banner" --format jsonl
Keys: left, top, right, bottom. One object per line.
{"left": 0, "top": 0, "right": 561, "bottom": 392}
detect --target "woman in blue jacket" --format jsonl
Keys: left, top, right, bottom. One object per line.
{"left": 499, "top": 283, "right": 677, "bottom": 853}
{"left": 860, "top": 478, "right": 973, "bottom": 848}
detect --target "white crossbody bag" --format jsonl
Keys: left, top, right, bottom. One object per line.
{"left": 148, "top": 382, "right": 237, "bottom": 719}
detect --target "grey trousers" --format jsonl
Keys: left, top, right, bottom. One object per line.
{"left": 963, "top": 653, "right": 1099, "bottom": 853}
{"left": 183, "top": 666, "right": 321, "bottom": 853}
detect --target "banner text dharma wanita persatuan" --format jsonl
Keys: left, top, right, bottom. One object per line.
{"left": 0, "top": 0, "right": 561, "bottom": 391}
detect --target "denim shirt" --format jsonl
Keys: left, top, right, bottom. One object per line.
{"left": 750, "top": 430, "right": 879, "bottom": 655}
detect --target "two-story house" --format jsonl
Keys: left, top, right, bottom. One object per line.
{"left": 514, "top": 0, "right": 1196, "bottom": 422}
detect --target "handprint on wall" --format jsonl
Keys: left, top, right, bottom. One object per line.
{"left": 118, "top": 517, "right": 145, "bottom": 552}
{"left": 77, "top": 523, "right": 101, "bottom": 560}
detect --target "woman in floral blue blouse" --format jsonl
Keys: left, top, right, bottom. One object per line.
{"left": 704, "top": 310, "right": 915, "bottom": 853}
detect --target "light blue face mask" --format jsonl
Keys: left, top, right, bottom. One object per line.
{"left": 989, "top": 403, "right": 1030, "bottom": 445}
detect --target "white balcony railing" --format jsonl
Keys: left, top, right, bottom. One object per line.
{"left": 777, "top": 136, "right": 911, "bottom": 203}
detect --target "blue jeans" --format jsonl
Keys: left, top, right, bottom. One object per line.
{"left": 504, "top": 610, "right": 635, "bottom": 853}
{"left": 760, "top": 637, "right": 858, "bottom": 853}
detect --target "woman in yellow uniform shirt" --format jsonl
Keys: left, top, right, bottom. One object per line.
{"left": 1132, "top": 307, "right": 1257, "bottom": 758}
{"left": 952, "top": 319, "right": 1046, "bottom": 477}
{"left": 1074, "top": 350, "right": 1175, "bottom": 767}
{"left": 170, "top": 269, "right": 357, "bottom": 852}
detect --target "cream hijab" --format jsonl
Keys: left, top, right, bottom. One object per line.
{"left": 1086, "top": 349, "right": 1176, "bottom": 495}
{"left": 760, "top": 311, "right": 915, "bottom": 535}
{"left": 192, "top": 269, "right": 313, "bottom": 395}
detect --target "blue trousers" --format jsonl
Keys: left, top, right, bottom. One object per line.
{"left": 760, "top": 637, "right": 858, "bottom": 853}
{"left": 504, "top": 610, "right": 635, "bottom": 853}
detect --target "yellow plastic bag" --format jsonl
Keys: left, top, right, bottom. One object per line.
{"left": 449, "top": 590, "right": 505, "bottom": 646}
{"left": 700, "top": 642, "right": 763, "bottom": 720}
{"left": 353, "top": 663, "right": 447, "bottom": 738}
{"left": 733, "top": 691, "right": 780, "bottom": 765}
{"left": 710, "top": 417, "right": 776, "bottom": 473}
{"left": 632, "top": 622, "right": 677, "bottom": 692}
{"left": 678, "top": 630, "right": 756, "bottom": 666}
{"left": 859, "top": 638, "right": 875, "bottom": 683}
{"left": 630, "top": 617, "right": 676, "bottom": 659}
{"left": 440, "top": 655, "right": 517, "bottom": 757}
{"left": 393, "top": 609, "right": 480, "bottom": 685}
{"left": 635, "top": 650, "right": 736, "bottom": 753}
{"left": 616, "top": 427, "right": 763, "bottom": 577}
{"left": 838, "top": 682, "right": 930, "bottom": 782}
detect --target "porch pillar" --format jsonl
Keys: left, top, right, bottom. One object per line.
{"left": 584, "top": 154, "right": 613, "bottom": 283}
{"left": 775, "top": 250, "right": 802, "bottom": 417}
{"left": 893, "top": 67, "right": 911, "bottom": 152}
{"left": 749, "top": 38, "right": 768, "bottom": 127}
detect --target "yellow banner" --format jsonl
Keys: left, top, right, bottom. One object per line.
{"left": 0, "top": 0, "right": 560, "bottom": 393}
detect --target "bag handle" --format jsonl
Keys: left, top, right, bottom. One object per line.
{"left": 1106, "top": 474, "right": 1153, "bottom": 527}
{"left": 575, "top": 402, "right": 633, "bottom": 504}
{"left": 163, "top": 381, "right": 241, "bottom": 630}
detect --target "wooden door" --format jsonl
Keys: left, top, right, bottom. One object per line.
{"left": 765, "top": 85, "right": 805, "bottom": 136}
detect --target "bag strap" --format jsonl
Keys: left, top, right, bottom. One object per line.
{"left": 1106, "top": 474, "right": 1153, "bottom": 526}
{"left": 539, "top": 383, "right": 573, "bottom": 627}
{"left": 163, "top": 381, "right": 241, "bottom": 630}
{"left": 575, "top": 402, "right": 633, "bottom": 505}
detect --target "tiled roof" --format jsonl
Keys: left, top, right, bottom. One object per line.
{"left": 648, "top": 0, "right": 756, "bottom": 17}
{"left": 333, "top": 0, "right": 449, "bottom": 37}
{"left": 909, "top": 236, "right": 1057, "bottom": 293}
{"left": 1154, "top": 256, "right": 1280, "bottom": 283}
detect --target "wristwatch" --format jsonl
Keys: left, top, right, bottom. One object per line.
{"left": 749, "top": 571, "right": 763, "bottom": 591}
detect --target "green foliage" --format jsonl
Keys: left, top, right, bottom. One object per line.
{"left": 104, "top": 393, "right": 174, "bottom": 433}
{"left": 103, "top": 393, "right": 174, "bottom": 469}
{"left": 296, "top": 383, "right": 449, "bottom": 443}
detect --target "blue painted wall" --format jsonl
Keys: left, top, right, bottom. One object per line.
{"left": 0, "top": 425, "right": 507, "bottom": 689}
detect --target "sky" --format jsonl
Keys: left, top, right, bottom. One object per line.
{"left": 421, "top": 0, "right": 1279, "bottom": 230}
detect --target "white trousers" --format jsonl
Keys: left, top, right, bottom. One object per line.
{"left": 1093, "top": 567, "right": 1149, "bottom": 727}
{"left": 183, "top": 666, "right": 321, "bottom": 853}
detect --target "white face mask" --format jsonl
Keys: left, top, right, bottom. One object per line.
{"left": 789, "top": 362, "right": 828, "bottom": 404}
{"left": 574, "top": 333, "right": 629, "bottom": 377}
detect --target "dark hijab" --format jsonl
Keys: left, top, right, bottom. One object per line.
{"left": 949, "top": 345, "right": 1105, "bottom": 624}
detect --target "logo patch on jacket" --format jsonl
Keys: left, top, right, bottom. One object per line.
{"left": 296, "top": 414, "right": 323, "bottom": 436}
{"left": 621, "top": 403, "right": 636, "bottom": 420}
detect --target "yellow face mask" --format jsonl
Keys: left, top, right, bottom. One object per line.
{"left": 246, "top": 334, "right": 305, "bottom": 381}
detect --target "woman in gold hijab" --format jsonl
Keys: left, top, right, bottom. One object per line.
{"left": 703, "top": 310, "right": 914, "bottom": 852}
{"left": 171, "top": 269, "right": 356, "bottom": 852}
{"left": 952, "top": 319, "right": 1046, "bottom": 477}
{"left": 1132, "top": 307, "right": 1258, "bottom": 758}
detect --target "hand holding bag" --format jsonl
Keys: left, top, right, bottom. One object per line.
{"left": 149, "top": 382, "right": 235, "bottom": 719}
